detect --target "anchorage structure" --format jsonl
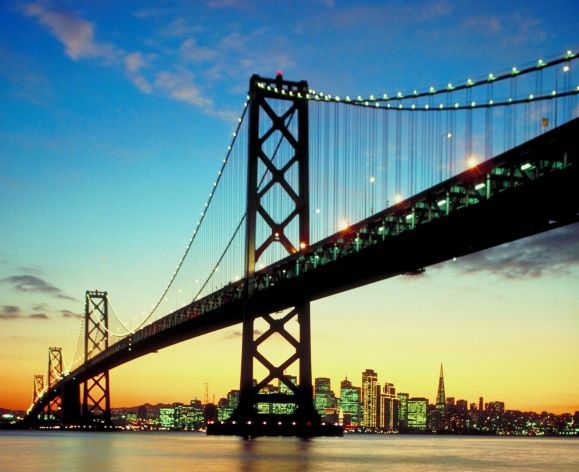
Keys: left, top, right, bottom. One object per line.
{"left": 210, "top": 73, "right": 341, "bottom": 436}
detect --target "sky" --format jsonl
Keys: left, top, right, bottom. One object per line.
{"left": 0, "top": 0, "right": 578, "bottom": 413}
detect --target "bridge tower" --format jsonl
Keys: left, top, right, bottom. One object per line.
{"left": 225, "top": 73, "right": 329, "bottom": 435}
{"left": 46, "top": 347, "right": 63, "bottom": 420}
{"left": 33, "top": 374, "right": 44, "bottom": 403}
{"left": 82, "top": 290, "right": 112, "bottom": 425}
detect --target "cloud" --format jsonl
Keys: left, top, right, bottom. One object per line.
{"left": 25, "top": 3, "right": 121, "bottom": 63}
{"left": 453, "top": 224, "right": 579, "bottom": 280}
{"left": 0, "top": 305, "right": 50, "bottom": 320}
{"left": 33, "top": 303, "right": 50, "bottom": 312}
{"left": 224, "top": 329, "right": 263, "bottom": 339}
{"left": 180, "top": 38, "right": 217, "bottom": 63}
{"left": 461, "top": 16, "right": 502, "bottom": 35}
{"left": 459, "top": 13, "right": 546, "bottom": 47}
{"left": 1, "top": 275, "right": 77, "bottom": 300}
{"left": 154, "top": 70, "right": 212, "bottom": 108}
{"left": 124, "top": 52, "right": 153, "bottom": 93}
{"left": 61, "top": 309, "right": 83, "bottom": 319}
{"left": 0, "top": 305, "right": 22, "bottom": 320}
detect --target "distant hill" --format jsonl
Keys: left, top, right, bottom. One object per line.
{"left": 111, "top": 403, "right": 174, "bottom": 417}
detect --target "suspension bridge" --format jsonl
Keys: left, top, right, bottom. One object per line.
{"left": 22, "top": 51, "right": 579, "bottom": 436}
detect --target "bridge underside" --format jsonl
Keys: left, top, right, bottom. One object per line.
{"left": 24, "top": 118, "right": 579, "bottom": 427}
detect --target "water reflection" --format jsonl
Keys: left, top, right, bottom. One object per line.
{"left": 1, "top": 432, "right": 578, "bottom": 472}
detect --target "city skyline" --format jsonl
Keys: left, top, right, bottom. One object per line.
{"left": 1, "top": 1, "right": 578, "bottom": 416}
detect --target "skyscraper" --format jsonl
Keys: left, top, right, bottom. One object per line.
{"left": 436, "top": 364, "right": 446, "bottom": 410}
{"left": 397, "top": 392, "right": 409, "bottom": 432}
{"left": 339, "top": 378, "right": 361, "bottom": 426}
{"left": 362, "top": 369, "right": 379, "bottom": 428}
{"left": 380, "top": 382, "right": 398, "bottom": 432}
{"left": 314, "top": 377, "right": 338, "bottom": 422}
{"left": 433, "top": 363, "right": 446, "bottom": 431}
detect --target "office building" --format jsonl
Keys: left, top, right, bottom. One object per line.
{"left": 339, "top": 377, "right": 362, "bottom": 426}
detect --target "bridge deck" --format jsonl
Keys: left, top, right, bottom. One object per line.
{"left": 27, "top": 117, "right": 579, "bottom": 421}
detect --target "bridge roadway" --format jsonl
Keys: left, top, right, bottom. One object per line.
{"left": 27, "top": 117, "right": 579, "bottom": 420}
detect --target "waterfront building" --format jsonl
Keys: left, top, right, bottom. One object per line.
{"left": 407, "top": 397, "right": 428, "bottom": 431}
{"left": 314, "top": 377, "right": 338, "bottom": 422}
{"left": 258, "top": 383, "right": 277, "bottom": 414}
{"left": 217, "top": 390, "right": 240, "bottom": 421}
{"left": 339, "top": 377, "right": 362, "bottom": 426}
{"left": 273, "top": 376, "right": 297, "bottom": 414}
{"left": 380, "top": 382, "right": 398, "bottom": 431}
{"left": 397, "top": 392, "right": 409, "bottom": 432}
{"left": 159, "top": 407, "right": 175, "bottom": 429}
{"left": 362, "top": 369, "right": 379, "bottom": 428}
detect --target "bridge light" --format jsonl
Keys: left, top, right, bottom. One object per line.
{"left": 369, "top": 176, "right": 376, "bottom": 183}
{"left": 394, "top": 194, "right": 403, "bottom": 204}
{"left": 315, "top": 208, "right": 321, "bottom": 214}
{"left": 563, "top": 64, "right": 570, "bottom": 72}
{"left": 520, "top": 163, "right": 533, "bottom": 171}
{"left": 338, "top": 220, "right": 349, "bottom": 231}
{"left": 466, "top": 156, "right": 478, "bottom": 168}
{"left": 299, "top": 242, "right": 307, "bottom": 250}
{"left": 405, "top": 214, "right": 414, "bottom": 221}
{"left": 475, "top": 183, "right": 486, "bottom": 190}
{"left": 446, "top": 132, "right": 452, "bottom": 139}
{"left": 437, "top": 199, "right": 447, "bottom": 206}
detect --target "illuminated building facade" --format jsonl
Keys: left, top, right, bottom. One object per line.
{"left": 362, "top": 369, "right": 379, "bottom": 428}
{"left": 408, "top": 397, "right": 428, "bottom": 431}
{"left": 273, "top": 376, "right": 297, "bottom": 415}
{"left": 380, "top": 382, "right": 398, "bottom": 431}
{"left": 159, "top": 407, "right": 175, "bottom": 429}
{"left": 339, "top": 378, "right": 362, "bottom": 426}
{"left": 314, "top": 377, "right": 338, "bottom": 422}
{"left": 397, "top": 392, "right": 409, "bottom": 432}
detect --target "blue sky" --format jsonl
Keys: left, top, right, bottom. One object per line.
{"left": 1, "top": 0, "right": 578, "bottom": 411}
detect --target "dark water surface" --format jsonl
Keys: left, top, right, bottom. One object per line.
{"left": 1, "top": 431, "right": 578, "bottom": 471}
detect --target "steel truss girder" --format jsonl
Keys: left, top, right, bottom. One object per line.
{"left": 83, "top": 291, "right": 111, "bottom": 423}
{"left": 236, "top": 74, "right": 317, "bottom": 422}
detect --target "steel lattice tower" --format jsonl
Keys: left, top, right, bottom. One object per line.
{"left": 47, "top": 347, "right": 63, "bottom": 419}
{"left": 233, "top": 73, "right": 319, "bottom": 427}
{"left": 83, "top": 290, "right": 111, "bottom": 424}
{"left": 33, "top": 374, "right": 44, "bottom": 403}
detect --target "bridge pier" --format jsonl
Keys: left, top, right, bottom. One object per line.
{"left": 61, "top": 382, "right": 81, "bottom": 425}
